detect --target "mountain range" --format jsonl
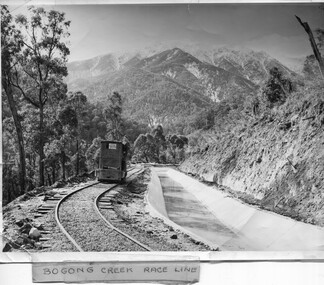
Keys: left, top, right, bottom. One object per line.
{"left": 66, "top": 47, "right": 298, "bottom": 132}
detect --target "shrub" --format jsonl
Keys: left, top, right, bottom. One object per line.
{"left": 263, "top": 67, "right": 293, "bottom": 107}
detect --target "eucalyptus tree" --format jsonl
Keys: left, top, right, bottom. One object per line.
{"left": 67, "top": 91, "right": 87, "bottom": 175}
{"left": 133, "top": 133, "right": 157, "bottom": 163}
{"left": 262, "top": 67, "right": 293, "bottom": 107}
{"left": 85, "top": 137, "right": 102, "bottom": 171}
{"left": 1, "top": 6, "right": 26, "bottom": 194}
{"left": 11, "top": 7, "right": 70, "bottom": 186}
{"left": 103, "top": 92, "right": 123, "bottom": 140}
{"left": 165, "top": 134, "right": 188, "bottom": 164}
{"left": 57, "top": 105, "right": 78, "bottom": 180}
{"left": 151, "top": 124, "right": 166, "bottom": 162}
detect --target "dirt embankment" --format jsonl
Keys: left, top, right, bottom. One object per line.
{"left": 180, "top": 83, "right": 324, "bottom": 227}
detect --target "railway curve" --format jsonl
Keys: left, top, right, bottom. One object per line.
{"left": 55, "top": 166, "right": 151, "bottom": 251}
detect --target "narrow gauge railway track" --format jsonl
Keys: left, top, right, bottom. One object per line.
{"left": 55, "top": 167, "right": 152, "bottom": 252}
{"left": 94, "top": 169, "right": 152, "bottom": 251}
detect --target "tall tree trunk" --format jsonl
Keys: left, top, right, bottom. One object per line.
{"left": 52, "top": 162, "right": 56, "bottom": 183}
{"left": 296, "top": 15, "right": 324, "bottom": 79}
{"left": 11, "top": 180, "right": 15, "bottom": 200}
{"left": 3, "top": 78, "right": 26, "bottom": 194}
{"left": 39, "top": 104, "right": 45, "bottom": 186}
{"left": 47, "top": 172, "right": 52, "bottom": 186}
{"left": 76, "top": 139, "right": 79, "bottom": 175}
{"left": 61, "top": 151, "right": 66, "bottom": 180}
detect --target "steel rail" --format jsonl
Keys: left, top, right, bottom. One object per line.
{"left": 55, "top": 166, "right": 147, "bottom": 252}
{"left": 54, "top": 181, "right": 116, "bottom": 252}
{"left": 94, "top": 167, "right": 152, "bottom": 252}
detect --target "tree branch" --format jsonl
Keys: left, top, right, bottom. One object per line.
{"left": 21, "top": 39, "right": 35, "bottom": 53}
{"left": 16, "top": 60, "right": 41, "bottom": 87}
{"left": 42, "top": 91, "right": 48, "bottom": 105}
{"left": 11, "top": 80, "right": 39, "bottom": 108}
{"left": 296, "top": 15, "right": 324, "bottom": 79}
{"left": 32, "top": 25, "right": 44, "bottom": 83}
{"left": 11, "top": 67, "right": 40, "bottom": 108}
{"left": 45, "top": 16, "right": 58, "bottom": 82}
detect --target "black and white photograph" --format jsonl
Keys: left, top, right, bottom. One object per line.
{"left": 2, "top": 2, "right": 324, "bottom": 253}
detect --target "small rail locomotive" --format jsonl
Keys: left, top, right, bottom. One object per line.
{"left": 96, "top": 140, "right": 128, "bottom": 182}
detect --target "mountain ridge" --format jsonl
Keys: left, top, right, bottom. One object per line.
{"left": 65, "top": 47, "right": 298, "bottom": 132}
{"left": 67, "top": 46, "right": 297, "bottom": 89}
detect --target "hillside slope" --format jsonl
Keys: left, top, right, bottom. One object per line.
{"left": 180, "top": 81, "right": 324, "bottom": 226}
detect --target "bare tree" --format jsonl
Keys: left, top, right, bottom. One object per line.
{"left": 296, "top": 15, "right": 324, "bottom": 79}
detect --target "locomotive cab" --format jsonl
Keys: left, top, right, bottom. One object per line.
{"left": 96, "top": 140, "right": 127, "bottom": 182}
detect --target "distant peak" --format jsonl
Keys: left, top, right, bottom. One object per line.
{"left": 164, "top": 47, "right": 186, "bottom": 56}
{"left": 171, "top": 47, "right": 183, "bottom": 52}
{"left": 166, "top": 47, "right": 195, "bottom": 58}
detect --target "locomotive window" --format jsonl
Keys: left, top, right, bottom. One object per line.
{"left": 109, "top": 143, "right": 117, "bottom": 149}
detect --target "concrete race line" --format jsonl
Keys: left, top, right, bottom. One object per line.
{"left": 148, "top": 167, "right": 324, "bottom": 251}
{"left": 158, "top": 174, "right": 242, "bottom": 249}
{"left": 55, "top": 166, "right": 148, "bottom": 252}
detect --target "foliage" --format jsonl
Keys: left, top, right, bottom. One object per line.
{"left": 104, "top": 91, "right": 124, "bottom": 140}
{"left": 303, "top": 55, "right": 324, "bottom": 79}
{"left": 166, "top": 134, "right": 188, "bottom": 148}
{"left": 9, "top": 6, "right": 71, "bottom": 186}
{"left": 85, "top": 138, "right": 101, "bottom": 171}
{"left": 133, "top": 133, "right": 158, "bottom": 163}
{"left": 262, "top": 67, "right": 293, "bottom": 107}
{"left": 1, "top": 6, "right": 23, "bottom": 75}
{"left": 122, "top": 119, "right": 149, "bottom": 143}
{"left": 165, "top": 134, "right": 188, "bottom": 163}
{"left": 12, "top": 6, "right": 70, "bottom": 108}
{"left": 133, "top": 126, "right": 188, "bottom": 164}
{"left": 66, "top": 91, "right": 88, "bottom": 174}
{"left": 58, "top": 105, "right": 78, "bottom": 128}
{"left": 1, "top": 6, "right": 27, "bottom": 195}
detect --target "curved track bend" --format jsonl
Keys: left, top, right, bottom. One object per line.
{"left": 55, "top": 166, "right": 151, "bottom": 251}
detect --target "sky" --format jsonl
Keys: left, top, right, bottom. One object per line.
{"left": 10, "top": 3, "right": 324, "bottom": 67}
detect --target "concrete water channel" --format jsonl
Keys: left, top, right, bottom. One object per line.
{"left": 158, "top": 172, "right": 251, "bottom": 250}
{"left": 148, "top": 167, "right": 324, "bottom": 251}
